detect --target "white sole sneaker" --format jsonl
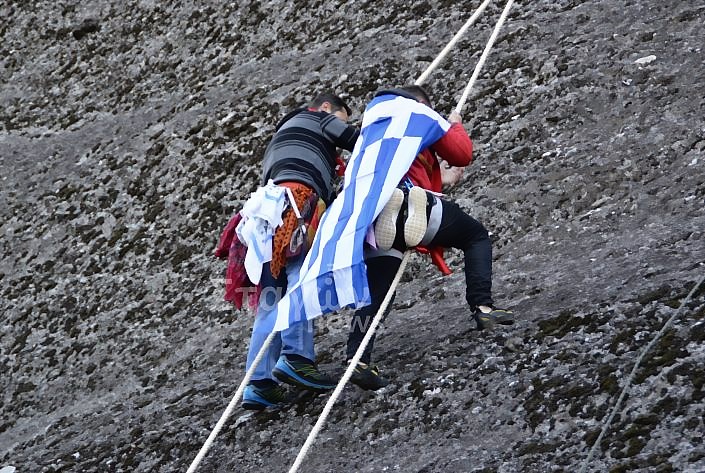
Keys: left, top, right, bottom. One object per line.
{"left": 374, "top": 188, "right": 404, "bottom": 250}
{"left": 404, "top": 186, "right": 427, "bottom": 247}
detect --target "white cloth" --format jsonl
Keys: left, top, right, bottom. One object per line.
{"left": 236, "top": 180, "right": 287, "bottom": 284}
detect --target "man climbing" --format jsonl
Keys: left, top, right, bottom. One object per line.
{"left": 345, "top": 85, "right": 514, "bottom": 390}
{"left": 221, "top": 93, "right": 359, "bottom": 409}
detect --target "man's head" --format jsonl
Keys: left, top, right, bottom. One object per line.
{"left": 398, "top": 85, "right": 433, "bottom": 107}
{"left": 310, "top": 93, "right": 352, "bottom": 122}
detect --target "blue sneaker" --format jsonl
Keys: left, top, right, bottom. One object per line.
{"left": 241, "top": 382, "right": 290, "bottom": 410}
{"left": 272, "top": 355, "right": 336, "bottom": 392}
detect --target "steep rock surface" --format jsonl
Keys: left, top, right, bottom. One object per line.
{"left": 1, "top": 0, "right": 704, "bottom": 472}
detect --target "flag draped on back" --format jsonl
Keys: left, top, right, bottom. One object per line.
{"left": 257, "top": 93, "right": 451, "bottom": 333}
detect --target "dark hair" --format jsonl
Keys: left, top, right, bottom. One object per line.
{"left": 398, "top": 85, "right": 432, "bottom": 107}
{"left": 310, "top": 93, "right": 352, "bottom": 116}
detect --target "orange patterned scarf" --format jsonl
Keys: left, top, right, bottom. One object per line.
{"left": 270, "top": 182, "right": 325, "bottom": 278}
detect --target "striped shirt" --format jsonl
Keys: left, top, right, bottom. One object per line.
{"left": 261, "top": 109, "right": 359, "bottom": 204}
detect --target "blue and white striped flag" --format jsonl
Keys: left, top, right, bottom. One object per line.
{"left": 258, "top": 93, "right": 451, "bottom": 333}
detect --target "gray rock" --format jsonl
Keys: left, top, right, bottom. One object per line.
{"left": 1, "top": 1, "right": 704, "bottom": 472}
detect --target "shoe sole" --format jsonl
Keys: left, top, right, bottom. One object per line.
{"left": 492, "top": 310, "right": 515, "bottom": 325}
{"left": 242, "top": 393, "right": 279, "bottom": 410}
{"left": 474, "top": 314, "right": 496, "bottom": 331}
{"left": 404, "top": 186, "right": 427, "bottom": 247}
{"left": 350, "top": 373, "right": 390, "bottom": 391}
{"left": 374, "top": 188, "right": 404, "bottom": 251}
{"left": 242, "top": 386, "right": 285, "bottom": 410}
{"left": 272, "top": 362, "right": 336, "bottom": 392}
{"left": 474, "top": 313, "right": 514, "bottom": 330}
{"left": 241, "top": 400, "right": 269, "bottom": 410}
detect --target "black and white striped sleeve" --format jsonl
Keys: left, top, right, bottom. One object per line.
{"left": 320, "top": 114, "right": 360, "bottom": 151}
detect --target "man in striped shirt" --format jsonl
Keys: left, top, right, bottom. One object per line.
{"left": 242, "top": 93, "right": 360, "bottom": 410}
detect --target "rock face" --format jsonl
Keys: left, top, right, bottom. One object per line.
{"left": 1, "top": 1, "right": 704, "bottom": 472}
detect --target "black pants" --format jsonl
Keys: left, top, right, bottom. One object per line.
{"left": 346, "top": 197, "right": 493, "bottom": 364}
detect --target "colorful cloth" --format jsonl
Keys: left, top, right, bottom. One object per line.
{"left": 405, "top": 123, "right": 472, "bottom": 193}
{"left": 270, "top": 182, "right": 319, "bottom": 278}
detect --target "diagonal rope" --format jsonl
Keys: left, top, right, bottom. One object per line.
{"left": 579, "top": 272, "right": 705, "bottom": 473}
{"left": 288, "top": 4, "right": 514, "bottom": 472}
{"left": 186, "top": 329, "right": 276, "bottom": 473}
{"left": 415, "top": 0, "right": 493, "bottom": 86}
{"left": 288, "top": 251, "right": 412, "bottom": 473}
{"left": 188, "top": 2, "right": 512, "bottom": 471}
{"left": 187, "top": 193, "right": 310, "bottom": 472}
{"left": 456, "top": 0, "right": 514, "bottom": 113}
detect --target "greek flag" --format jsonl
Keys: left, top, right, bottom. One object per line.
{"left": 260, "top": 93, "right": 451, "bottom": 333}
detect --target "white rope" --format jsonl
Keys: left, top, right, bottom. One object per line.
{"left": 186, "top": 329, "right": 277, "bottom": 473}
{"left": 579, "top": 272, "right": 705, "bottom": 473}
{"left": 288, "top": 6, "right": 517, "bottom": 470}
{"left": 189, "top": 4, "right": 515, "bottom": 471}
{"left": 288, "top": 252, "right": 413, "bottom": 473}
{"left": 455, "top": 0, "right": 514, "bottom": 113}
{"left": 415, "top": 0, "right": 493, "bottom": 86}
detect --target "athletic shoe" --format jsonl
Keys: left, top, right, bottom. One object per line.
{"left": 272, "top": 355, "right": 337, "bottom": 391}
{"left": 349, "top": 361, "right": 389, "bottom": 391}
{"left": 404, "top": 186, "right": 428, "bottom": 247}
{"left": 473, "top": 305, "right": 515, "bottom": 330}
{"left": 374, "top": 188, "right": 404, "bottom": 251}
{"left": 241, "top": 382, "right": 290, "bottom": 410}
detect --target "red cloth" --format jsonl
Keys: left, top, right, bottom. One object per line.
{"left": 214, "top": 212, "right": 261, "bottom": 309}
{"left": 335, "top": 156, "right": 346, "bottom": 176}
{"left": 407, "top": 122, "right": 473, "bottom": 275}
{"left": 415, "top": 245, "right": 451, "bottom": 276}
{"left": 214, "top": 212, "right": 241, "bottom": 259}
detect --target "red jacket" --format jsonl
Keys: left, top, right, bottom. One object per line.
{"left": 405, "top": 123, "right": 473, "bottom": 191}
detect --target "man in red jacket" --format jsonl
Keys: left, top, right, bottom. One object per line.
{"left": 346, "top": 85, "right": 514, "bottom": 390}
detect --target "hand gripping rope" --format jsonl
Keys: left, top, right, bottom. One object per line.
{"left": 186, "top": 1, "right": 514, "bottom": 472}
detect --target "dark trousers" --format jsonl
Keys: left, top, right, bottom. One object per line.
{"left": 346, "top": 197, "right": 493, "bottom": 364}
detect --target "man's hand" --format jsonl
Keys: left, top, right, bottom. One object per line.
{"left": 439, "top": 159, "right": 464, "bottom": 189}
{"left": 448, "top": 111, "right": 462, "bottom": 124}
